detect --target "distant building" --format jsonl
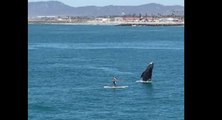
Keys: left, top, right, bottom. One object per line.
{"left": 123, "top": 17, "right": 141, "bottom": 22}
{"left": 159, "top": 17, "right": 174, "bottom": 22}
{"left": 95, "top": 18, "right": 110, "bottom": 23}
{"left": 37, "top": 16, "right": 57, "bottom": 18}
{"left": 114, "top": 17, "right": 123, "bottom": 22}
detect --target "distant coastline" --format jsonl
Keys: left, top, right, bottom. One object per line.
{"left": 28, "top": 1, "right": 184, "bottom": 26}
{"left": 28, "top": 22, "right": 184, "bottom": 26}
{"left": 28, "top": 16, "right": 184, "bottom": 26}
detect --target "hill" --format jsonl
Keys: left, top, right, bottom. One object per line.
{"left": 28, "top": 1, "right": 184, "bottom": 17}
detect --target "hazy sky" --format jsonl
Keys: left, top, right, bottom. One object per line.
{"left": 28, "top": 0, "right": 184, "bottom": 7}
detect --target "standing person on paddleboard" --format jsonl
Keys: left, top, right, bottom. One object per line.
{"left": 112, "top": 76, "right": 117, "bottom": 86}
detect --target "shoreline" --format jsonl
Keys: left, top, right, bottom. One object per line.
{"left": 28, "top": 22, "right": 184, "bottom": 26}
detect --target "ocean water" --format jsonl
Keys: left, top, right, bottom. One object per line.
{"left": 28, "top": 24, "right": 184, "bottom": 120}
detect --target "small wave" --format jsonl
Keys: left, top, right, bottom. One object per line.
{"left": 28, "top": 42, "right": 183, "bottom": 50}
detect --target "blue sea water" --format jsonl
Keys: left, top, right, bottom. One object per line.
{"left": 28, "top": 24, "right": 184, "bottom": 120}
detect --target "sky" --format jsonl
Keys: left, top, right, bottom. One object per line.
{"left": 28, "top": 0, "right": 184, "bottom": 7}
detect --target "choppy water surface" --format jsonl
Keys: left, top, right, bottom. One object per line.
{"left": 28, "top": 25, "right": 184, "bottom": 120}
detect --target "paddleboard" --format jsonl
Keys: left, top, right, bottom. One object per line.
{"left": 136, "top": 80, "right": 152, "bottom": 84}
{"left": 104, "top": 86, "right": 128, "bottom": 89}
